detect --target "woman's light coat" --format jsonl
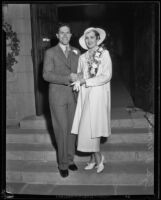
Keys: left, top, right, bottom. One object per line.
{"left": 71, "top": 49, "right": 112, "bottom": 138}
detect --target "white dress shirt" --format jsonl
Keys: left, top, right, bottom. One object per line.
{"left": 59, "top": 43, "right": 70, "bottom": 54}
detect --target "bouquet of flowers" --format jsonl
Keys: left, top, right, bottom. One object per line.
{"left": 87, "top": 44, "right": 105, "bottom": 77}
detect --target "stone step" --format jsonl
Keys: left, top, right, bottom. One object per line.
{"left": 6, "top": 127, "right": 150, "bottom": 134}
{"left": 19, "top": 108, "right": 149, "bottom": 129}
{"left": 19, "top": 116, "right": 150, "bottom": 129}
{"left": 6, "top": 182, "right": 154, "bottom": 195}
{"left": 6, "top": 127, "right": 153, "bottom": 145}
{"left": 6, "top": 160, "right": 154, "bottom": 186}
{"left": 6, "top": 142, "right": 152, "bottom": 151}
{"left": 6, "top": 143, "right": 153, "bottom": 162}
{"left": 6, "top": 159, "right": 154, "bottom": 174}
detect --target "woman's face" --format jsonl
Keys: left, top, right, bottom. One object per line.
{"left": 85, "top": 30, "right": 99, "bottom": 49}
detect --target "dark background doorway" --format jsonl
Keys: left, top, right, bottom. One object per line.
{"left": 31, "top": 3, "right": 156, "bottom": 116}
{"left": 58, "top": 3, "right": 134, "bottom": 83}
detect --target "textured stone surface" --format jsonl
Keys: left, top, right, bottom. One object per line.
{"left": 6, "top": 127, "right": 153, "bottom": 144}
{"left": 5, "top": 124, "right": 154, "bottom": 195}
{"left": 7, "top": 72, "right": 35, "bottom": 93}
{"left": 6, "top": 4, "right": 31, "bottom": 20}
{"left": 17, "top": 33, "right": 32, "bottom": 56}
{"left": 5, "top": 4, "right": 35, "bottom": 126}
{"left": 14, "top": 56, "right": 33, "bottom": 72}
{"left": 12, "top": 18, "right": 31, "bottom": 34}
{"left": 6, "top": 170, "right": 154, "bottom": 186}
{"left": 6, "top": 94, "right": 19, "bottom": 122}
{"left": 6, "top": 182, "right": 154, "bottom": 195}
{"left": 19, "top": 108, "right": 150, "bottom": 129}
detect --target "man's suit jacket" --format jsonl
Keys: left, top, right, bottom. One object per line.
{"left": 43, "top": 44, "right": 80, "bottom": 105}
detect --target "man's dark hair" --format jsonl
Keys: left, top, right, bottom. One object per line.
{"left": 57, "top": 23, "right": 72, "bottom": 33}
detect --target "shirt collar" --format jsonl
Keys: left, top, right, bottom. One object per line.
{"left": 59, "top": 43, "right": 70, "bottom": 52}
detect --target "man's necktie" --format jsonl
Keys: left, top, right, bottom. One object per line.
{"left": 64, "top": 46, "right": 69, "bottom": 58}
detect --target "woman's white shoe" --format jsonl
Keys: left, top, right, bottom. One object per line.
{"left": 96, "top": 155, "right": 105, "bottom": 173}
{"left": 84, "top": 162, "right": 96, "bottom": 170}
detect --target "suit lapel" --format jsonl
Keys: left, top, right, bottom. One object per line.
{"left": 56, "top": 45, "right": 71, "bottom": 69}
{"left": 68, "top": 46, "right": 78, "bottom": 72}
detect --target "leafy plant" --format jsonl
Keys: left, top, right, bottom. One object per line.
{"left": 3, "top": 21, "right": 20, "bottom": 72}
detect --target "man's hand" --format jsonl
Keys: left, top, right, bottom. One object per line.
{"left": 69, "top": 72, "right": 84, "bottom": 83}
{"left": 69, "top": 73, "right": 78, "bottom": 82}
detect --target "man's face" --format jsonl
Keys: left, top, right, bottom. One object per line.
{"left": 56, "top": 26, "right": 72, "bottom": 45}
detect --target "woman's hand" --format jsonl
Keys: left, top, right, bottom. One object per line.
{"left": 69, "top": 73, "right": 78, "bottom": 82}
{"left": 71, "top": 81, "right": 80, "bottom": 91}
{"left": 70, "top": 78, "right": 86, "bottom": 92}
{"left": 77, "top": 72, "right": 83, "bottom": 81}
{"left": 79, "top": 78, "right": 86, "bottom": 85}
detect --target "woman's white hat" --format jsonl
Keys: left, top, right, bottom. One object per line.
{"left": 79, "top": 27, "right": 106, "bottom": 50}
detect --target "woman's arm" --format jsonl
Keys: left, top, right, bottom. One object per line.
{"left": 76, "top": 56, "right": 84, "bottom": 81}
{"left": 85, "top": 50, "right": 112, "bottom": 87}
{"left": 71, "top": 56, "right": 85, "bottom": 90}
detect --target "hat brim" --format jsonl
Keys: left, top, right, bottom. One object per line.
{"left": 79, "top": 28, "right": 106, "bottom": 50}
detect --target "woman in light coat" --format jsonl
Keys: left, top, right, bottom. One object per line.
{"left": 71, "top": 27, "right": 112, "bottom": 173}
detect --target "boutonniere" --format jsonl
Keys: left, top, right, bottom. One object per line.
{"left": 72, "top": 49, "right": 79, "bottom": 55}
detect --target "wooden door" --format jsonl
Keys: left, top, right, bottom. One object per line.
{"left": 30, "top": 4, "right": 58, "bottom": 115}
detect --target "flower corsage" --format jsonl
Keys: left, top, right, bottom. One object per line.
{"left": 72, "top": 49, "right": 79, "bottom": 55}
{"left": 87, "top": 45, "right": 105, "bottom": 77}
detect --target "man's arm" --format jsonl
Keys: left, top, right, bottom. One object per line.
{"left": 43, "top": 50, "right": 76, "bottom": 85}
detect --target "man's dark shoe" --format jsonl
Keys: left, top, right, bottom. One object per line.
{"left": 68, "top": 163, "right": 78, "bottom": 171}
{"left": 59, "top": 169, "right": 69, "bottom": 178}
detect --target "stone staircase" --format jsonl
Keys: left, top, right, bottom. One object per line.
{"left": 6, "top": 108, "right": 154, "bottom": 196}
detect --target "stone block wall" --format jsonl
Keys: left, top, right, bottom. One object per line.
{"left": 4, "top": 4, "right": 36, "bottom": 125}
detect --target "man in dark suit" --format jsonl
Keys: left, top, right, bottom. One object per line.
{"left": 43, "top": 23, "right": 80, "bottom": 178}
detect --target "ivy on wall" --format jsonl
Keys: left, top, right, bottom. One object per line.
{"left": 3, "top": 21, "right": 20, "bottom": 72}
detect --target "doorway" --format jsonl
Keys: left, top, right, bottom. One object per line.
{"left": 30, "top": 4, "right": 58, "bottom": 115}
{"left": 31, "top": 3, "right": 155, "bottom": 115}
{"left": 57, "top": 4, "right": 135, "bottom": 108}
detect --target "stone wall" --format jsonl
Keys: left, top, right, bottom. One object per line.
{"left": 4, "top": 4, "right": 36, "bottom": 125}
